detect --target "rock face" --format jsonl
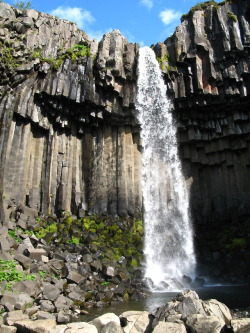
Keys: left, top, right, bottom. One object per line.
{"left": 0, "top": 3, "right": 141, "bottom": 219}
{"left": 0, "top": 1, "right": 250, "bottom": 279}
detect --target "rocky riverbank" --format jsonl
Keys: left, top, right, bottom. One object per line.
{"left": 0, "top": 201, "right": 249, "bottom": 333}
{"left": 0, "top": 205, "right": 148, "bottom": 327}
{"left": 1, "top": 290, "right": 250, "bottom": 332}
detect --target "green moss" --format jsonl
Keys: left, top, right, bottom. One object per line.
{"left": 69, "top": 237, "right": 80, "bottom": 244}
{"left": 31, "top": 44, "right": 91, "bottom": 71}
{"left": 156, "top": 54, "right": 177, "bottom": 73}
{"left": 227, "top": 11, "right": 237, "bottom": 22}
{"left": 230, "top": 238, "right": 246, "bottom": 249}
{"left": 130, "top": 258, "right": 139, "bottom": 267}
{"left": 34, "top": 222, "right": 57, "bottom": 239}
{"left": 0, "top": 41, "right": 18, "bottom": 68}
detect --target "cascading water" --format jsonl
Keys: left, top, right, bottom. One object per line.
{"left": 136, "top": 47, "right": 196, "bottom": 291}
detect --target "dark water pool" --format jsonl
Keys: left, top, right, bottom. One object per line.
{"left": 80, "top": 285, "right": 250, "bottom": 321}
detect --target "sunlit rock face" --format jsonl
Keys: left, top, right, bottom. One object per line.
{"left": 0, "top": 3, "right": 141, "bottom": 218}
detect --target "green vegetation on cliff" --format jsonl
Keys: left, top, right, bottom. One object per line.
{"left": 32, "top": 44, "right": 91, "bottom": 71}
{"left": 156, "top": 54, "right": 177, "bottom": 74}
{"left": 181, "top": 0, "right": 238, "bottom": 21}
{"left": 13, "top": 0, "right": 32, "bottom": 10}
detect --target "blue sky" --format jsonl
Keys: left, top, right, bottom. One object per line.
{"left": 6, "top": 0, "right": 199, "bottom": 46}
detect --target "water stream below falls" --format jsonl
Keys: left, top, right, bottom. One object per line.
{"left": 136, "top": 46, "right": 196, "bottom": 291}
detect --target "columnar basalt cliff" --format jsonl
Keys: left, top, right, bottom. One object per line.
{"left": 0, "top": 0, "right": 249, "bottom": 278}
{"left": 0, "top": 3, "right": 141, "bottom": 219}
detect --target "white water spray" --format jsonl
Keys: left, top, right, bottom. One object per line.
{"left": 136, "top": 47, "right": 196, "bottom": 291}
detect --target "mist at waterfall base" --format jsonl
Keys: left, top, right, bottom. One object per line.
{"left": 136, "top": 46, "right": 196, "bottom": 292}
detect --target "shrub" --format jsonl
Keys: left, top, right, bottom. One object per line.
{"left": 227, "top": 11, "right": 237, "bottom": 22}
{"left": 14, "top": 0, "right": 32, "bottom": 9}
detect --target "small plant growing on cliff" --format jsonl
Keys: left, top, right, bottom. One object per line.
{"left": 227, "top": 11, "right": 237, "bottom": 22}
{"left": 0, "top": 41, "right": 17, "bottom": 69}
{"left": 14, "top": 0, "right": 32, "bottom": 9}
{"left": 156, "top": 54, "right": 177, "bottom": 73}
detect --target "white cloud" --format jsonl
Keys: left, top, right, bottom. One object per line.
{"left": 87, "top": 28, "right": 113, "bottom": 41}
{"left": 50, "top": 6, "right": 95, "bottom": 29}
{"left": 159, "top": 9, "right": 181, "bottom": 25}
{"left": 140, "top": 0, "right": 154, "bottom": 9}
{"left": 121, "top": 29, "right": 137, "bottom": 43}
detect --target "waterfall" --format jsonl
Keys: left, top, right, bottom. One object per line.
{"left": 136, "top": 47, "right": 196, "bottom": 291}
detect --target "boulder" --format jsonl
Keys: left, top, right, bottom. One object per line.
{"left": 25, "top": 306, "right": 40, "bottom": 317}
{"left": 120, "top": 311, "right": 151, "bottom": 333}
{"left": 0, "top": 292, "right": 33, "bottom": 313}
{"left": 0, "top": 251, "right": 14, "bottom": 261}
{"left": 36, "top": 311, "right": 56, "bottom": 320}
{"left": 13, "top": 280, "right": 41, "bottom": 297}
{"left": 27, "top": 248, "right": 47, "bottom": 261}
{"left": 64, "top": 322, "right": 98, "bottom": 332}
{"left": 14, "top": 293, "right": 34, "bottom": 311}
{"left": 67, "top": 271, "right": 85, "bottom": 284}
{"left": 57, "top": 310, "right": 72, "bottom": 324}
{"left": 203, "top": 299, "right": 232, "bottom": 326}
{"left": 82, "top": 254, "right": 93, "bottom": 263}
{"left": 103, "top": 266, "right": 115, "bottom": 277}
{"left": 40, "top": 300, "right": 55, "bottom": 313}
{"left": 153, "top": 290, "right": 232, "bottom": 328}
{"left": 24, "top": 8, "right": 39, "bottom": 21}
{"left": 101, "top": 321, "right": 124, "bottom": 333}
{"left": 15, "top": 318, "right": 57, "bottom": 333}
{"left": 231, "top": 318, "right": 250, "bottom": 333}
{"left": 16, "top": 217, "right": 27, "bottom": 229}
{"left": 0, "top": 3, "right": 16, "bottom": 20}
{"left": 42, "top": 283, "right": 61, "bottom": 301}
{"left": 0, "top": 325, "right": 17, "bottom": 333}
{"left": 4, "top": 310, "right": 29, "bottom": 326}
{"left": 153, "top": 321, "right": 187, "bottom": 333}
{"left": 54, "top": 295, "right": 73, "bottom": 312}
{"left": 50, "top": 325, "right": 68, "bottom": 333}
{"left": 91, "top": 313, "right": 121, "bottom": 332}
{"left": 14, "top": 253, "right": 32, "bottom": 269}
{"left": 0, "top": 238, "right": 11, "bottom": 251}
{"left": 185, "top": 314, "right": 224, "bottom": 333}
